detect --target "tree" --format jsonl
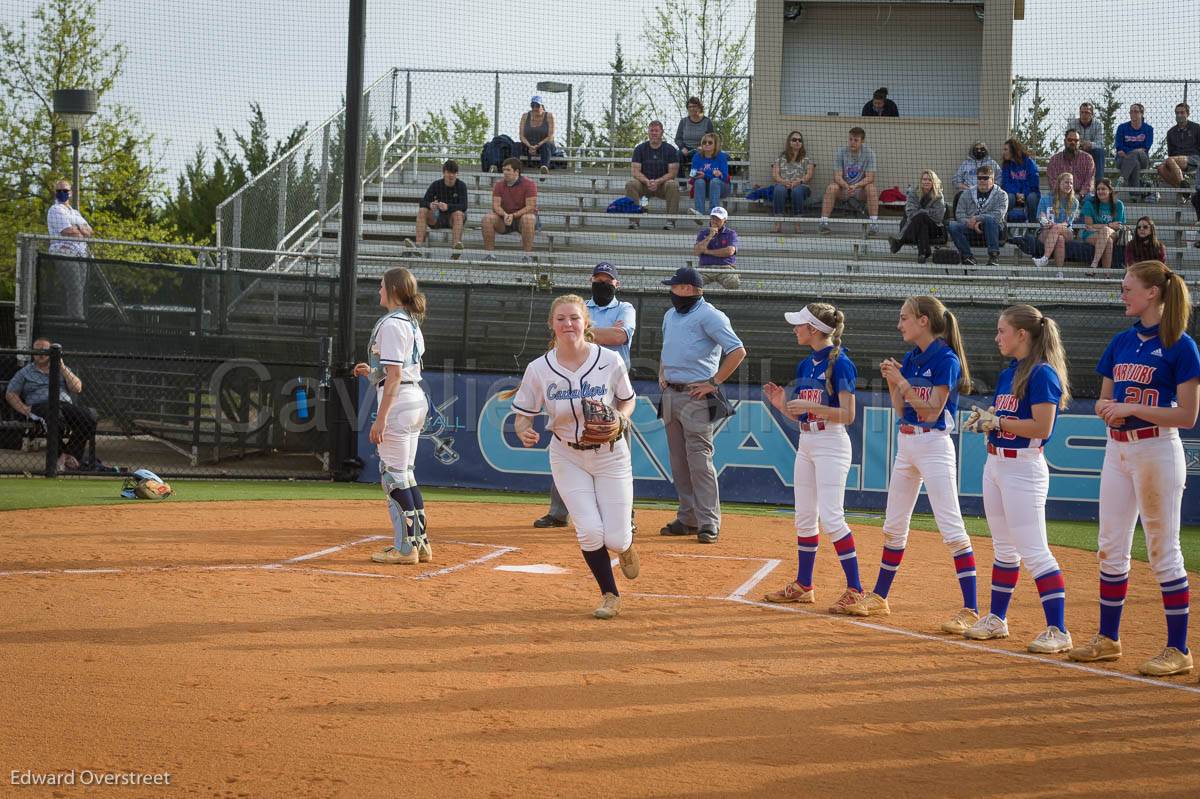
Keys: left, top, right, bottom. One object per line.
{"left": 448, "top": 99, "right": 490, "bottom": 147}
{"left": 640, "top": 0, "right": 752, "bottom": 154}
{"left": 0, "top": 0, "right": 180, "bottom": 298}
{"left": 1012, "top": 77, "right": 1052, "bottom": 158}
{"left": 1096, "top": 80, "right": 1122, "bottom": 154}
{"left": 597, "top": 37, "right": 650, "bottom": 151}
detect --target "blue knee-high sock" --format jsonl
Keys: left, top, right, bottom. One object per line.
{"left": 990, "top": 561, "right": 1021, "bottom": 620}
{"left": 581, "top": 547, "right": 619, "bottom": 596}
{"left": 1099, "top": 571, "right": 1129, "bottom": 641}
{"left": 410, "top": 484, "right": 424, "bottom": 510}
{"left": 872, "top": 546, "right": 905, "bottom": 598}
{"left": 953, "top": 548, "right": 978, "bottom": 612}
{"left": 1034, "top": 568, "right": 1067, "bottom": 631}
{"left": 388, "top": 487, "right": 416, "bottom": 549}
{"left": 1162, "top": 576, "right": 1190, "bottom": 654}
{"left": 795, "top": 534, "right": 819, "bottom": 588}
{"left": 833, "top": 532, "right": 862, "bottom": 592}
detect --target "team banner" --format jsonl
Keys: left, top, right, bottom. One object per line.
{"left": 357, "top": 371, "right": 1200, "bottom": 524}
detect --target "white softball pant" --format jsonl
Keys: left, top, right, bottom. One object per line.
{"left": 1097, "top": 430, "right": 1188, "bottom": 584}
{"left": 548, "top": 436, "right": 634, "bottom": 553}
{"left": 982, "top": 450, "right": 1060, "bottom": 577}
{"left": 376, "top": 384, "right": 428, "bottom": 487}
{"left": 882, "top": 430, "right": 970, "bottom": 550}
{"left": 794, "top": 426, "right": 853, "bottom": 541}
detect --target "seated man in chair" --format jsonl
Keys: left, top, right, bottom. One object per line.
{"left": 5, "top": 338, "right": 96, "bottom": 470}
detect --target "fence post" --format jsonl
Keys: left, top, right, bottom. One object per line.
{"left": 494, "top": 72, "right": 501, "bottom": 138}
{"left": 1184, "top": 81, "right": 1189, "bottom": 107}
{"left": 405, "top": 70, "right": 412, "bottom": 128}
{"left": 276, "top": 158, "right": 289, "bottom": 250}
{"left": 231, "top": 194, "right": 243, "bottom": 272}
{"left": 388, "top": 67, "right": 398, "bottom": 142}
{"left": 45, "top": 343, "right": 62, "bottom": 477}
{"left": 317, "top": 125, "right": 330, "bottom": 256}
{"left": 609, "top": 74, "right": 618, "bottom": 163}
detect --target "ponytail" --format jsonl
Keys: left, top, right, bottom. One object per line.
{"left": 1002, "top": 305, "right": 1072, "bottom": 409}
{"left": 805, "top": 302, "right": 846, "bottom": 396}
{"left": 941, "top": 310, "right": 972, "bottom": 394}
{"left": 903, "top": 296, "right": 971, "bottom": 393}
{"left": 1127, "top": 260, "right": 1192, "bottom": 347}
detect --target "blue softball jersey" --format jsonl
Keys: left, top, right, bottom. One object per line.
{"left": 988, "top": 360, "right": 1063, "bottom": 448}
{"left": 792, "top": 346, "right": 857, "bottom": 423}
{"left": 1097, "top": 326, "right": 1200, "bottom": 430}
{"left": 900, "top": 338, "right": 961, "bottom": 430}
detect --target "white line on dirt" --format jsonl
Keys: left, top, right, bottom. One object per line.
{"left": 412, "top": 546, "right": 518, "bottom": 581}
{"left": 284, "top": 535, "right": 388, "bottom": 563}
{"left": 726, "top": 559, "right": 782, "bottom": 600}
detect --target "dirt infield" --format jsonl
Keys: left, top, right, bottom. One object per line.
{"left": 2, "top": 500, "right": 1199, "bottom": 798}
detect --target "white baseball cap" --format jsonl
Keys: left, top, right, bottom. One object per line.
{"left": 784, "top": 307, "right": 834, "bottom": 333}
{"left": 709, "top": 206, "right": 728, "bottom": 220}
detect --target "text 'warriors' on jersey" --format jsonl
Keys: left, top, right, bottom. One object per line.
{"left": 792, "top": 345, "right": 857, "bottom": 424}
{"left": 1097, "top": 325, "right": 1200, "bottom": 430}
{"left": 988, "top": 360, "right": 1063, "bottom": 449}
{"left": 899, "top": 338, "right": 961, "bottom": 430}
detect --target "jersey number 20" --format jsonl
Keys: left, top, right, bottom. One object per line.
{"left": 1124, "top": 386, "right": 1160, "bottom": 406}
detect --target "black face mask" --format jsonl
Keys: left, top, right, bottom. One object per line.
{"left": 972, "top": 148, "right": 987, "bottom": 160}
{"left": 590, "top": 281, "right": 616, "bottom": 306}
{"left": 670, "top": 293, "right": 701, "bottom": 314}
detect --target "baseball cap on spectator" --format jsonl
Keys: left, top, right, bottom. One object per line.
{"left": 593, "top": 262, "right": 619, "bottom": 279}
{"left": 709, "top": 206, "right": 728, "bottom": 220}
{"left": 530, "top": 95, "right": 543, "bottom": 107}
{"left": 661, "top": 266, "right": 704, "bottom": 287}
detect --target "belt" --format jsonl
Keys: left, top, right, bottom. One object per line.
{"left": 799, "top": 420, "right": 826, "bottom": 433}
{"left": 1109, "top": 426, "right": 1160, "bottom": 442}
{"left": 664, "top": 382, "right": 697, "bottom": 392}
{"left": 899, "top": 424, "right": 933, "bottom": 435}
{"left": 987, "top": 442, "right": 1042, "bottom": 458}
{"left": 376, "top": 379, "right": 419, "bottom": 387}
{"left": 555, "top": 433, "right": 601, "bottom": 451}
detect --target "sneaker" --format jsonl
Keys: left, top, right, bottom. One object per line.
{"left": 941, "top": 607, "right": 980, "bottom": 635}
{"left": 828, "top": 587, "right": 865, "bottom": 614}
{"left": 917, "top": 254, "right": 929, "bottom": 265}
{"left": 533, "top": 514, "right": 568, "bottom": 528}
{"left": 482, "top": 253, "right": 497, "bottom": 262}
{"left": 450, "top": 241, "right": 464, "bottom": 260}
{"left": 961, "top": 255, "right": 977, "bottom": 266}
{"left": 618, "top": 543, "right": 640, "bottom": 580}
{"left": 594, "top": 592, "right": 621, "bottom": 620}
{"left": 1032, "top": 254, "right": 1050, "bottom": 268}
{"left": 417, "top": 540, "right": 433, "bottom": 563}
{"left": 1055, "top": 270, "right": 1064, "bottom": 280}
{"left": 663, "top": 220, "right": 675, "bottom": 230}
{"left": 1138, "top": 646, "right": 1193, "bottom": 677}
{"left": 628, "top": 219, "right": 640, "bottom": 230}
{"left": 963, "top": 612, "right": 1009, "bottom": 640}
{"left": 402, "top": 238, "right": 419, "bottom": 256}
{"left": 697, "top": 526, "right": 719, "bottom": 544}
{"left": 371, "top": 546, "right": 419, "bottom": 565}
{"left": 539, "top": 165, "right": 549, "bottom": 182}
{"left": 762, "top": 581, "right": 814, "bottom": 604}
{"left": 986, "top": 252, "right": 1000, "bottom": 266}
{"left": 1067, "top": 633, "right": 1122, "bottom": 663}
{"left": 1146, "top": 191, "right": 1160, "bottom": 203}
{"left": 866, "top": 223, "right": 880, "bottom": 237}
{"left": 845, "top": 591, "right": 890, "bottom": 617}
{"left": 659, "top": 520, "right": 697, "bottom": 536}
{"left": 818, "top": 222, "right": 833, "bottom": 236}
{"left": 489, "top": 165, "right": 499, "bottom": 174}
{"left": 1028, "top": 626, "right": 1073, "bottom": 654}
{"left": 520, "top": 255, "right": 532, "bottom": 264}
{"left": 887, "top": 236, "right": 902, "bottom": 254}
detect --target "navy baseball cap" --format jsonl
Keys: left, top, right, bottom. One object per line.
{"left": 661, "top": 266, "right": 704, "bottom": 287}
{"left": 593, "top": 261, "right": 618, "bottom": 279}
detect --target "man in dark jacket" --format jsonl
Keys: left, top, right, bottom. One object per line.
{"left": 406, "top": 159, "right": 469, "bottom": 259}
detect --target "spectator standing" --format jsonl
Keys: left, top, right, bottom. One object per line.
{"left": 1080, "top": 178, "right": 1126, "bottom": 272}
{"left": 953, "top": 141, "right": 1001, "bottom": 194}
{"left": 675, "top": 97, "right": 715, "bottom": 169}
{"left": 624, "top": 121, "right": 680, "bottom": 228}
{"left": 482, "top": 158, "right": 537, "bottom": 261}
{"left": 1047, "top": 130, "right": 1096, "bottom": 198}
{"left": 862, "top": 88, "right": 899, "bottom": 117}
{"left": 1000, "top": 138, "right": 1040, "bottom": 222}
{"left": 517, "top": 96, "right": 555, "bottom": 177}
{"left": 405, "top": 160, "right": 467, "bottom": 259}
{"left": 1156, "top": 102, "right": 1200, "bottom": 194}
{"left": 657, "top": 267, "right": 747, "bottom": 544}
{"left": 948, "top": 165, "right": 1008, "bottom": 266}
{"left": 889, "top": 169, "right": 947, "bottom": 263}
{"left": 5, "top": 337, "right": 96, "bottom": 471}
{"left": 1114, "top": 103, "right": 1154, "bottom": 198}
{"left": 771, "top": 130, "right": 815, "bottom": 232}
{"left": 46, "top": 179, "right": 92, "bottom": 321}
{"left": 1124, "top": 216, "right": 1168, "bottom": 265}
{"left": 1033, "top": 172, "right": 1080, "bottom": 271}
{"left": 819, "top": 127, "right": 881, "bottom": 236}
{"left": 690, "top": 133, "right": 730, "bottom": 215}
{"left": 1074, "top": 102, "right": 1107, "bottom": 186}
{"left": 693, "top": 206, "right": 740, "bottom": 289}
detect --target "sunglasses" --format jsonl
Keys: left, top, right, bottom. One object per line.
{"left": 1137, "top": 224, "right": 1151, "bottom": 229}
{"left": 790, "top": 137, "right": 803, "bottom": 142}
{"left": 977, "top": 175, "right": 993, "bottom": 180}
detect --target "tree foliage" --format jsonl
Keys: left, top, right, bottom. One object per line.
{"left": 1012, "top": 76, "right": 1052, "bottom": 158}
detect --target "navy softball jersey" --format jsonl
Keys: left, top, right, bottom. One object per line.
{"left": 793, "top": 346, "right": 857, "bottom": 423}
{"left": 1097, "top": 324, "right": 1200, "bottom": 431}
{"left": 989, "top": 361, "right": 1063, "bottom": 449}
{"left": 899, "top": 338, "right": 961, "bottom": 430}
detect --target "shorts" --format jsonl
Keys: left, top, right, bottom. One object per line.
{"left": 421, "top": 208, "right": 460, "bottom": 228}
{"left": 498, "top": 214, "right": 536, "bottom": 234}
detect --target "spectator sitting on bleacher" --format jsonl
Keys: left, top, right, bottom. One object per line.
{"left": 819, "top": 127, "right": 880, "bottom": 236}
{"left": 693, "top": 206, "right": 740, "bottom": 289}
{"left": 675, "top": 97, "right": 714, "bottom": 169}
{"left": 862, "top": 87, "right": 899, "bottom": 117}
{"left": 625, "top": 120, "right": 680, "bottom": 229}
{"left": 1074, "top": 102, "right": 1107, "bottom": 188}
{"left": 1047, "top": 130, "right": 1095, "bottom": 198}
{"left": 517, "top": 96, "right": 555, "bottom": 178}
{"left": 690, "top": 133, "right": 730, "bottom": 216}
{"left": 952, "top": 141, "right": 1000, "bottom": 195}
{"left": 4, "top": 338, "right": 96, "bottom": 471}
{"left": 1115, "top": 103, "right": 1154, "bottom": 199}
{"left": 771, "top": 130, "right": 815, "bottom": 233}
{"left": 1079, "top": 179, "right": 1126, "bottom": 272}
{"left": 1156, "top": 102, "right": 1200, "bottom": 198}
{"left": 482, "top": 158, "right": 537, "bottom": 262}
{"left": 1000, "top": 138, "right": 1040, "bottom": 222}
{"left": 1032, "top": 172, "right": 1080, "bottom": 271}
{"left": 889, "top": 169, "right": 947, "bottom": 264}
{"left": 948, "top": 165, "right": 1007, "bottom": 267}
{"left": 405, "top": 159, "right": 467, "bottom": 259}
{"left": 1126, "top": 216, "right": 1167, "bottom": 265}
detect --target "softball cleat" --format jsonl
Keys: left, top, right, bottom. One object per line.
{"left": 1027, "top": 626, "right": 1072, "bottom": 654}
{"left": 1138, "top": 647, "right": 1193, "bottom": 677}
{"left": 845, "top": 591, "right": 890, "bottom": 617}
{"left": 594, "top": 593, "right": 621, "bottom": 620}
{"left": 762, "top": 581, "right": 814, "bottom": 604}
{"left": 963, "top": 612, "right": 1009, "bottom": 640}
{"left": 618, "top": 543, "right": 640, "bottom": 580}
{"left": 940, "top": 607, "right": 980, "bottom": 635}
{"left": 371, "top": 546, "right": 419, "bottom": 565}
{"left": 828, "top": 588, "right": 864, "bottom": 614}
{"left": 1067, "top": 633, "right": 1122, "bottom": 663}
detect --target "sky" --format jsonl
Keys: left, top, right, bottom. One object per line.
{"left": 2, "top": 0, "right": 1197, "bottom": 184}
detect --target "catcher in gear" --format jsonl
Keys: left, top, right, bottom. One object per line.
{"left": 507, "top": 294, "right": 640, "bottom": 620}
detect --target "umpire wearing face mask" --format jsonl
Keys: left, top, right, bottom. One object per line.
{"left": 657, "top": 266, "right": 747, "bottom": 544}
{"left": 531, "top": 262, "right": 640, "bottom": 530}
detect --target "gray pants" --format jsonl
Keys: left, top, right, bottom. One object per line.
{"left": 52, "top": 255, "right": 88, "bottom": 321}
{"left": 662, "top": 387, "right": 721, "bottom": 529}
{"left": 1117, "top": 150, "right": 1150, "bottom": 189}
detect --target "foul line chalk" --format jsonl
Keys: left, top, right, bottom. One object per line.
{"left": 727, "top": 559, "right": 782, "bottom": 600}
{"left": 413, "top": 546, "right": 517, "bottom": 581}
{"left": 284, "top": 535, "right": 388, "bottom": 564}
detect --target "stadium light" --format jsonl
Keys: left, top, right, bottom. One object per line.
{"left": 536, "top": 81, "right": 573, "bottom": 155}
{"left": 52, "top": 89, "right": 98, "bottom": 212}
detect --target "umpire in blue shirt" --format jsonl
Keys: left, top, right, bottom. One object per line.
{"left": 533, "top": 261, "right": 638, "bottom": 528}
{"left": 658, "top": 266, "right": 746, "bottom": 543}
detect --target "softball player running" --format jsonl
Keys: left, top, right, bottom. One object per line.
{"left": 509, "top": 294, "right": 640, "bottom": 620}
{"left": 761, "top": 303, "right": 865, "bottom": 613}
{"left": 847, "top": 296, "right": 980, "bottom": 633}
{"left": 961, "top": 305, "right": 1073, "bottom": 653}
{"left": 354, "top": 267, "right": 431, "bottom": 566}
{"left": 1068, "top": 260, "right": 1199, "bottom": 677}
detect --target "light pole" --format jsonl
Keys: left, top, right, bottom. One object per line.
{"left": 52, "top": 89, "right": 97, "bottom": 211}
{"left": 536, "top": 81, "right": 573, "bottom": 155}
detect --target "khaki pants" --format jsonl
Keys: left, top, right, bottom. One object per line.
{"left": 624, "top": 179, "right": 680, "bottom": 214}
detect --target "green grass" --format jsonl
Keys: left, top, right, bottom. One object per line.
{"left": 1, "top": 476, "right": 1196, "bottom": 571}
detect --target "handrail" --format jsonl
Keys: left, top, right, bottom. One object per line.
{"left": 273, "top": 210, "right": 321, "bottom": 270}
{"left": 376, "top": 122, "right": 419, "bottom": 220}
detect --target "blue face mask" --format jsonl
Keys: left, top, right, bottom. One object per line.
{"left": 55, "top": 189, "right": 70, "bottom": 203}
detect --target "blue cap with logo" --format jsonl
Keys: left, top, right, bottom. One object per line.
{"left": 661, "top": 266, "right": 704, "bottom": 287}
{"left": 593, "top": 261, "right": 618, "bottom": 279}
